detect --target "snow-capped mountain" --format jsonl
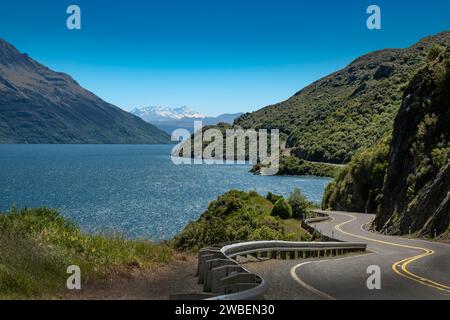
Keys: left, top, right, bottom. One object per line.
{"left": 130, "top": 106, "right": 206, "bottom": 122}
{"left": 130, "top": 106, "right": 243, "bottom": 134}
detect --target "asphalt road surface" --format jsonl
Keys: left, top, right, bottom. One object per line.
{"left": 246, "top": 211, "right": 450, "bottom": 300}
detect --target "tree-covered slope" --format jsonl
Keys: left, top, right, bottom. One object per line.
{"left": 235, "top": 32, "right": 450, "bottom": 164}
{"left": 0, "top": 39, "right": 170, "bottom": 144}
{"left": 324, "top": 47, "right": 450, "bottom": 238}
{"left": 322, "top": 135, "right": 390, "bottom": 213}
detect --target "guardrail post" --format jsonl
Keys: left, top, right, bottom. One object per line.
{"left": 204, "top": 259, "right": 238, "bottom": 292}
{"left": 210, "top": 265, "right": 246, "bottom": 294}
{"left": 198, "top": 252, "right": 225, "bottom": 284}
{"left": 289, "top": 251, "right": 296, "bottom": 259}
{"left": 270, "top": 250, "right": 278, "bottom": 259}
{"left": 218, "top": 273, "right": 257, "bottom": 294}
{"left": 220, "top": 283, "right": 259, "bottom": 295}
{"left": 197, "top": 249, "right": 222, "bottom": 276}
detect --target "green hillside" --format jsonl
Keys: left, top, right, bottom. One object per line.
{"left": 235, "top": 32, "right": 450, "bottom": 164}
{"left": 324, "top": 47, "right": 450, "bottom": 238}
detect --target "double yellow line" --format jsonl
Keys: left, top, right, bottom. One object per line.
{"left": 333, "top": 212, "right": 450, "bottom": 293}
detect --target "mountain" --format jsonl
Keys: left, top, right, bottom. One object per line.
{"left": 131, "top": 106, "right": 243, "bottom": 134}
{"left": 130, "top": 106, "right": 205, "bottom": 122}
{"left": 323, "top": 46, "right": 449, "bottom": 238}
{"left": 150, "top": 113, "right": 243, "bottom": 134}
{"left": 233, "top": 31, "right": 450, "bottom": 164}
{"left": 0, "top": 39, "right": 170, "bottom": 144}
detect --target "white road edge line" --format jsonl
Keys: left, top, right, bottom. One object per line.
{"left": 290, "top": 252, "right": 375, "bottom": 300}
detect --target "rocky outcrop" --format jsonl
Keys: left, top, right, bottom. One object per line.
{"left": 373, "top": 63, "right": 395, "bottom": 80}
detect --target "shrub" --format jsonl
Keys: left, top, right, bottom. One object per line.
{"left": 271, "top": 199, "right": 293, "bottom": 219}
{"left": 266, "top": 192, "right": 283, "bottom": 204}
{"left": 288, "top": 188, "right": 309, "bottom": 219}
{"left": 174, "top": 190, "right": 310, "bottom": 251}
{"left": 249, "top": 226, "right": 284, "bottom": 241}
{"left": 427, "top": 45, "right": 445, "bottom": 61}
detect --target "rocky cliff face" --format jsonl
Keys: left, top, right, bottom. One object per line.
{"left": 0, "top": 39, "right": 169, "bottom": 144}
{"left": 375, "top": 50, "right": 450, "bottom": 237}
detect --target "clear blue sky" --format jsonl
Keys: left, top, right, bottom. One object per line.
{"left": 0, "top": 0, "right": 449, "bottom": 116}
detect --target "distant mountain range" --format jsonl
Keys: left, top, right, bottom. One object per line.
{"left": 0, "top": 39, "right": 169, "bottom": 144}
{"left": 130, "top": 106, "right": 206, "bottom": 122}
{"left": 131, "top": 106, "right": 242, "bottom": 134}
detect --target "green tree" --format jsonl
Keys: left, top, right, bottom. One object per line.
{"left": 271, "top": 198, "right": 293, "bottom": 219}
{"left": 288, "top": 188, "right": 309, "bottom": 219}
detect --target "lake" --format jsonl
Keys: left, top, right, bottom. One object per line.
{"left": 0, "top": 144, "right": 331, "bottom": 241}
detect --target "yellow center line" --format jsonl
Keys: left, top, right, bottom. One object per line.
{"left": 332, "top": 212, "right": 450, "bottom": 293}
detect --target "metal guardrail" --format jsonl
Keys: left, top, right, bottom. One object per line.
{"left": 177, "top": 211, "right": 367, "bottom": 300}
{"left": 219, "top": 240, "right": 366, "bottom": 258}
{"left": 304, "top": 216, "right": 330, "bottom": 224}
{"left": 205, "top": 274, "right": 268, "bottom": 301}
{"left": 198, "top": 240, "right": 366, "bottom": 300}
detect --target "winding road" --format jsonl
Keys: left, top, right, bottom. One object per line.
{"left": 245, "top": 211, "right": 450, "bottom": 300}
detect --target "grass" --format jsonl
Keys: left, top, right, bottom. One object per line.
{"left": 282, "top": 219, "right": 311, "bottom": 241}
{"left": 0, "top": 207, "right": 173, "bottom": 299}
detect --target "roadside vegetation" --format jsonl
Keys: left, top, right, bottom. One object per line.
{"left": 322, "top": 135, "right": 390, "bottom": 213}
{"left": 0, "top": 207, "right": 172, "bottom": 299}
{"left": 173, "top": 189, "right": 315, "bottom": 251}
{"left": 251, "top": 155, "right": 339, "bottom": 177}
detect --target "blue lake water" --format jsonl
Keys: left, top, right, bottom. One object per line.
{"left": 0, "top": 145, "right": 331, "bottom": 241}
